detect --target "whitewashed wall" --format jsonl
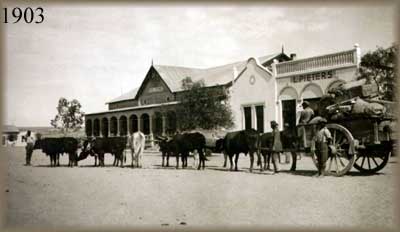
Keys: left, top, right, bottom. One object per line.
{"left": 229, "top": 58, "right": 277, "bottom": 133}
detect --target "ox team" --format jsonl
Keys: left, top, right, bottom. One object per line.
{"left": 25, "top": 102, "right": 329, "bottom": 176}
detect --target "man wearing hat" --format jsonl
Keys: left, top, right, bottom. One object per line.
{"left": 25, "top": 130, "right": 35, "bottom": 166}
{"left": 270, "top": 120, "right": 282, "bottom": 174}
{"left": 298, "top": 101, "right": 314, "bottom": 148}
{"left": 312, "top": 118, "right": 332, "bottom": 177}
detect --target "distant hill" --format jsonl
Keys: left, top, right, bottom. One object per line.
{"left": 18, "top": 126, "right": 86, "bottom": 138}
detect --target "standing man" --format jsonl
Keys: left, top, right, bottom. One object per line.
{"left": 25, "top": 130, "right": 35, "bottom": 166}
{"left": 270, "top": 121, "right": 282, "bottom": 174}
{"left": 298, "top": 101, "right": 314, "bottom": 148}
{"left": 312, "top": 118, "right": 332, "bottom": 177}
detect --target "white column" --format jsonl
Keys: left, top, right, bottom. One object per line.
{"left": 127, "top": 115, "right": 131, "bottom": 135}
{"left": 272, "top": 59, "right": 278, "bottom": 77}
{"left": 162, "top": 116, "right": 166, "bottom": 136}
{"left": 99, "top": 119, "right": 103, "bottom": 137}
{"left": 116, "top": 117, "right": 120, "bottom": 137}
{"left": 138, "top": 115, "right": 141, "bottom": 132}
{"left": 251, "top": 105, "right": 256, "bottom": 130}
{"left": 108, "top": 118, "right": 111, "bottom": 137}
{"left": 240, "top": 106, "right": 244, "bottom": 130}
{"left": 149, "top": 114, "right": 154, "bottom": 147}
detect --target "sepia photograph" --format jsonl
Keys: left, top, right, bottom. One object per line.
{"left": 1, "top": 1, "right": 399, "bottom": 230}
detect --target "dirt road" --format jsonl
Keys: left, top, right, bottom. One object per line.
{"left": 3, "top": 147, "right": 398, "bottom": 230}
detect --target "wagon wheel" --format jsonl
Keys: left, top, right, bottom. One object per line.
{"left": 353, "top": 149, "right": 390, "bottom": 174}
{"left": 311, "top": 124, "right": 356, "bottom": 177}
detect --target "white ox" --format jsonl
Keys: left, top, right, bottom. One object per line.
{"left": 127, "top": 132, "right": 146, "bottom": 168}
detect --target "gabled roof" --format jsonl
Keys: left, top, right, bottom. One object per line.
{"left": 153, "top": 65, "right": 204, "bottom": 92}
{"left": 107, "top": 52, "right": 285, "bottom": 104}
{"left": 191, "top": 53, "right": 281, "bottom": 88}
{"left": 2, "top": 125, "right": 19, "bottom": 133}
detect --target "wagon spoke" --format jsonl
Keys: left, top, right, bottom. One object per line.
{"left": 334, "top": 156, "right": 339, "bottom": 173}
{"left": 333, "top": 130, "right": 336, "bottom": 144}
{"left": 338, "top": 156, "right": 346, "bottom": 167}
{"left": 335, "top": 134, "right": 343, "bottom": 146}
{"left": 377, "top": 155, "right": 385, "bottom": 160}
{"left": 361, "top": 156, "right": 366, "bottom": 168}
{"left": 371, "top": 157, "right": 379, "bottom": 167}
{"left": 355, "top": 156, "right": 361, "bottom": 162}
{"left": 367, "top": 157, "right": 371, "bottom": 170}
{"left": 339, "top": 138, "right": 348, "bottom": 146}
{"left": 328, "top": 156, "right": 333, "bottom": 171}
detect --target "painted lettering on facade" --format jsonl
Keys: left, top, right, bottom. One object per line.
{"left": 291, "top": 70, "right": 335, "bottom": 83}
{"left": 148, "top": 86, "right": 164, "bottom": 93}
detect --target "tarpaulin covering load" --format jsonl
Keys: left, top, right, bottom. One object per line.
{"left": 326, "top": 97, "right": 388, "bottom": 120}
{"left": 351, "top": 97, "right": 386, "bottom": 116}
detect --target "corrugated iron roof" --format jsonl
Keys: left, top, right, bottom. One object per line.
{"left": 107, "top": 53, "right": 281, "bottom": 104}
{"left": 153, "top": 65, "right": 204, "bottom": 92}
{"left": 106, "top": 87, "right": 139, "bottom": 104}
{"left": 191, "top": 53, "right": 280, "bottom": 88}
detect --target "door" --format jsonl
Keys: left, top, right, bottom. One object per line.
{"left": 256, "top": 105, "right": 264, "bottom": 133}
{"left": 244, "top": 106, "right": 252, "bottom": 130}
{"left": 282, "top": 99, "right": 296, "bottom": 132}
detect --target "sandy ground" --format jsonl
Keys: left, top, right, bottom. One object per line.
{"left": 3, "top": 147, "right": 399, "bottom": 230}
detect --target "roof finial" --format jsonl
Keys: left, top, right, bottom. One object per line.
{"left": 281, "top": 44, "right": 284, "bottom": 54}
{"left": 151, "top": 58, "right": 153, "bottom": 66}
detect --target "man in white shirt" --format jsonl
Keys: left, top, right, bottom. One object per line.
{"left": 25, "top": 130, "right": 35, "bottom": 166}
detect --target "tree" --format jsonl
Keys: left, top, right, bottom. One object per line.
{"left": 175, "top": 77, "right": 234, "bottom": 131}
{"left": 358, "top": 44, "right": 397, "bottom": 101}
{"left": 50, "top": 97, "right": 85, "bottom": 133}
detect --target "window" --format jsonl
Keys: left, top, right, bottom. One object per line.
{"left": 244, "top": 106, "right": 252, "bottom": 130}
{"left": 256, "top": 105, "right": 264, "bottom": 133}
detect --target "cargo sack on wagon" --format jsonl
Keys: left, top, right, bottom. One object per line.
{"left": 351, "top": 97, "right": 386, "bottom": 116}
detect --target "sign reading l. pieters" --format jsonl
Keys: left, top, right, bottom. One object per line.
{"left": 291, "top": 70, "right": 335, "bottom": 83}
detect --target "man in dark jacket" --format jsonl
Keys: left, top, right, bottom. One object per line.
{"left": 312, "top": 118, "right": 332, "bottom": 177}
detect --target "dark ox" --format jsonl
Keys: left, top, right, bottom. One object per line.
{"left": 218, "top": 129, "right": 260, "bottom": 172}
{"left": 34, "top": 137, "right": 79, "bottom": 167}
{"left": 258, "top": 130, "right": 298, "bottom": 171}
{"left": 158, "top": 132, "right": 207, "bottom": 170}
{"left": 157, "top": 136, "right": 176, "bottom": 167}
{"left": 78, "top": 137, "right": 127, "bottom": 167}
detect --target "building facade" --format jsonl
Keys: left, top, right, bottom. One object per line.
{"left": 85, "top": 44, "right": 361, "bottom": 140}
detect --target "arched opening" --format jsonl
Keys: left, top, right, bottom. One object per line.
{"left": 85, "top": 119, "right": 93, "bottom": 137}
{"left": 119, "top": 116, "right": 127, "bottom": 136}
{"left": 101, "top": 118, "right": 109, "bottom": 137}
{"left": 110, "top": 117, "right": 118, "bottom": 136}
{"left": 141, "top": 113, "right": 150, "bottom": 135}
{"left": 153, "top": 112, "right": 163, "bottom": 136}
{"left": 279, "top": 87, "right": 299, "bottom": 132}
{"left": 129, "top": 114, "right": 138, "bottom": 134}
{"left": 300, "top": 83, "right": 324, "bottom": 116}
{"left": 326, "top": 80, "right": 345, "bottom": 94}
{"left": 166, "top": 111, "right": 177, "bottom": 135}
{"left": 93, "top": 119, "right": 100, "bottom": 137}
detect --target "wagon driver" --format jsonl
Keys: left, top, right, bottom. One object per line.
{"left": 312, "top": 118, "right": 332, "bottom": 177}
{"left": 298, "top": 101, "right": 314, "bottom": 148}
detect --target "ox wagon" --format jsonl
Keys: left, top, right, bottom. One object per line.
{"left": 300, "top": 98, "right": 397, "bottom": 177}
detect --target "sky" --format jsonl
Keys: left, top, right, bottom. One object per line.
{"left": 3, "top": 2, "right": 397, "bottom": 127}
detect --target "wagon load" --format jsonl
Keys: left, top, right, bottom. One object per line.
{"left": 326, "top": 97, "right": 390, "bottom": 120}
{"left": 328, "top": 78, "right": 380, "bottom": 100}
